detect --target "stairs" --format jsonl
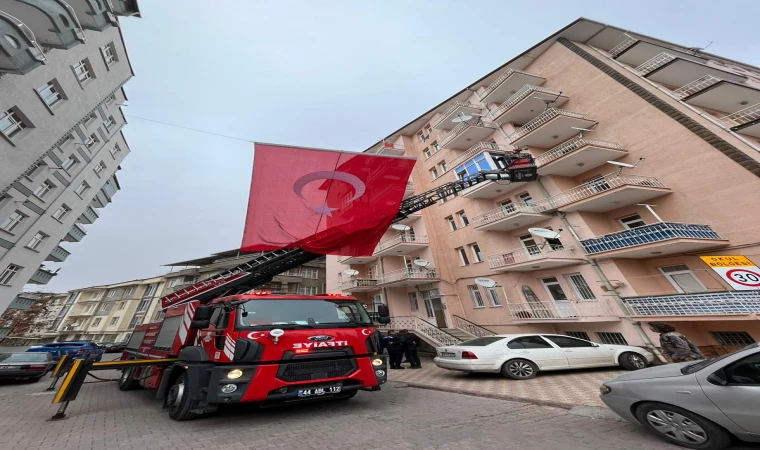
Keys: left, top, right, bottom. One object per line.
{"left": 441, "top": 328, "right": 475, "bottom": 342}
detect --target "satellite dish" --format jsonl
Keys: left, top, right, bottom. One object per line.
{"left": 270, "top": 329, "right": 285, "bottom": 337}
{"left": 529, "top": 227, "right": 561, "bottom": 240}
{"left": 391, "top": 224, "right": 411, "bottom": 231}
{"left": 475, "top": 278, "right": 497, "bottom": 288}
{"left": 451, "top": 113, "right": 473, "bottom": 123}
{"left": 607, "top": 161, "right": 636, "bottom": 169}
{"left": 343, "top": 269, "right": 359, "bottom": 276}
{"left": 414, "top": 259, "right": 431, "bottom": 268}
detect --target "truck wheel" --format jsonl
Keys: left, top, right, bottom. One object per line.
{"left": 118, "top": 367, "right": 139, "bottom": 391}
{"left": 167, "top": 372, "right": 201, "bottom": 421}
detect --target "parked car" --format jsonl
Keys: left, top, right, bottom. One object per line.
{"left": 26, "top": 341, "right": 103, "bottom": 362}
{"left": 600, "top": 343, "right": 759, "bottom": 450}
{"left": 104, "top": 342, "right": 127, "bottom": 353}
{"left": 433, "top": 334, "right": 653, "bottom": 379}
{"left": 0, "top": 352, "right": 55, "bottom": 382}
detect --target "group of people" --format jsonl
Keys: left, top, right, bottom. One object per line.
{"left": 380, "top": 329, "right": 422, "bottom": 369}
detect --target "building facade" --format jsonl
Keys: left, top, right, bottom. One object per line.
{"left": 0, "top": 0, "right": 141, "bottom": 315}
{"left": 0, "top": 291, "right": 66, "bottom": 344}
{"left": 327, "top": 18, "right": 760, "bottom": 357}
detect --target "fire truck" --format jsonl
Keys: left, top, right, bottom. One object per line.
{"left": 113, "top": 150, "right": 538, "bottom": 421}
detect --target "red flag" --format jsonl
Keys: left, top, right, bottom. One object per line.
{"left": 240, "top": 143, "right": 416, "bottom": 256}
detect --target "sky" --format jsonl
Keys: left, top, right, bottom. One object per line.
{"left": 38, "top": 0, "right": 760, "bottom": 292}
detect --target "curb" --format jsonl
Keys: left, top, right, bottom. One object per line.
{"left": 395, "top": 381, "right": 577, "bottom": 410}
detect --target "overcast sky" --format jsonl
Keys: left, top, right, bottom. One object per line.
{"left": 37, "top": 0, "right": 760, "bottom": 292}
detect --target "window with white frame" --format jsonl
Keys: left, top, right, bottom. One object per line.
{"left": 566, "top": 331, "right": 590, "bottom": 340}
{"left": 100, "top": 302, "right": 112, "bottom": 312}
{"left": 431, "top": 141, "right": 439, "bottom": 152}
{"left": 143, "top": 284, "right": 157, "bottom": 298}
{"left": 26, "top": 232, "right": 47, "bottom": 250}
{"left": 110, "top": 144, "right": 121, "bottom": 157}
{"left": 300, "top": 286, "right": 319, "bottom": 295}
{"left": 468, "top": 243, "right": 483, "bottom": 263}
{"left": 1, "top": 211, "right": 27, "bottom": 233}
{"left": 83, "top": 111, "right": 98, "bottom": 126}
{"left": 33, "top": 180, "right": 55, "bottom": 199}
{"left": 82, "top": 304, "right": 94, "bottom": 314}
{"left": 467, "top": 285, "right": 485, "bottom": 308}
{"left": 439, "top": 160, "right": 448, "bottom": 172}
{"left": 423, "top": 148, "right": 431, "bottom": 159}
{"left": 36, "top": 81, "right": 63, "bottom": 108}
{"left": 75, "top": 181, "right": 90, "bottom": 197}
{"left": 659, "top": 264, "right": 705, "bottom": 293}
{"left": 124, "top": 287, "right": 134, "bottom": 297}
{"left": 169, "top": 278, "right": 179, "bottom": 287}
{"left": 456, "top": 247, "right": 470, "bottom": 266}
{"left": 101, "top": 43, "right": 117, "bottom": 65}
{"left": 425, "top": 124, "right": 432, "bottom": 135}
{"left": 61, "top": 155, "right": 79, "bottom": 171}
{"left": 72, "top": 59, "right": 92, "bottom": 83}
{"left": 596, "top": 332, "right": 628, "bottom": 345}
{"left": 408, "top": 292, "right": 419, "bottom": 312}
{"left": 106, "top": 289, "right": 117, "bottom": 298}
{"left": 94, "top": 161, "right": 107, "bottom": 176}
{"left": 0, "top": 264, "right": 22, "bottom": 285}
{"left": 429, "top": 167, "right": 438, "bottom": 180}
{"left": 136, "top": 299, "right": 150, "bottom": 312}
{"left": 518, "top": 192, "right": 535, "bottom": 205}
{"left": 52, "top": 204, "right": 71, "bottom": 221}
{"left": 485, "top": 287, "right": 502, "bottom": 307}
{"left": 620, "top": 214, "right": 646, "bottom": 229}
{"left": 153, "top": 310, "right": 165, "bottom": 322}
{"left": 91, "top": 318, "right": 102, "bottom": 327}
{"left": 84, "top": 133, "right": 99, "bottom": 150}
{"left": 456, "top": 210, "right": 469, "bottom": 227}
{"left": 91, "top": 290, "right": 105, "bottom": 301}
{"left": 300, "top": 268, "right": 319, "bottom": 279}
{"left": 109, "top": 317, "right": 119, "bottom": 327}
{"left": 445, "top": 216, "right": 457, "bottom": 231}
{"left": 565, "top": 273, "right": 596, "bottom": 300}
{"left": 104, "top": 116, "right": 115, "bottom": 131}
{"left": 127, "top": 315, "right": 143, "bottom": 329}
{"left": 0, "top": 108, "right": 28, "bottom": 139}
{"left": 105, "top": 93, "right": 116, "bottom": 106}
{"left": 117, "top": 301, "right": 126, "bottom": 310}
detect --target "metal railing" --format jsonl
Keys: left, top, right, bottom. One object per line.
{"left": 439, "top": 119, "right": 499, "bottom": 149}
{"left": 482, "top": 68, "right": 543, "bottom": 99}
{"left": 635, "top": 52, "right": 676, "bottom": 75}
{"left": 487, "top": 246, "right": 581, "bottom": 270}
{"left": 472, "top": 202, "right": 548, "bottom": 228}
{"left": 672, "top": 75, "right": 722, "bottom": 99}
{"left": 623, "top": 291, "right": 760, "bottom": 316}
{"left": 30, "top": 268, "right": 57, "bottom": 284}
{"left": 505, "top": 299, "right": 616, "bottom": 320}
{"left": 68, "top": 224, "right": 87, "bottom": 240}
{"left": 374, "top": 234, "right": 429, "bottom": 253}
{"left": 380, "top": 316, "right": 462, "bottom": 347}
{"left": 720, "top": 103, "right": 760, "bottom": 128}
{"left": 452, "top": 315, "right": 496, "bottom": 338}
{"left": 608, "top": 35, "right": 638, "bottom": 57}
{"left": 432, "top": 101, "right": 483, "bottom": 129}
{"left": 492, "top": 85, "right": 564, "bottom": 120}
{"left": 377, "top": 268, "right": 438, "bottom": 285}
{"left": 339, "top": 279, "right": 378, "bottom": 290}
{"left": 443, "top": 142, "right": 512, "bottom": 176}
{"left": 535, "top": 137, "right": 625, "bottom": 167}
{"left": 49, "top": 245, "right": 71, "bottom": 262}
{"left": 580, "top": 222, "right": 724, "bottom": 255}
{"left": 508, "top": 108, "right": 590, "bottom": 142}
{"left": 533, "top": 173, "right": 666, "bottom": 210}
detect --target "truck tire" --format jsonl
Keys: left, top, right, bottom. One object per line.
{"left": 167, "top": 372, "right": 201, "bottom": 421}
{"left": 118, "top": 367, "right": 139, "bottom": 391}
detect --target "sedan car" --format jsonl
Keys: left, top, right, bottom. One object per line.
{"left": 433, "top": 334, "right": 653, "bottom": 379}
{"left": 600, "top": 343, "right": 759, "bottom": 450}
{"left": 0, "top": 352, "right": 55, "bottom": 382}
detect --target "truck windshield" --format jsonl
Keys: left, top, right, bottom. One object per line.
{"left": 236, "top": 299, "right": 372, "bottom": 329}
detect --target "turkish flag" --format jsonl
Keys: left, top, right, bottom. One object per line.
{"left": 240, "top": 143, "right": 416, "bottom": 256}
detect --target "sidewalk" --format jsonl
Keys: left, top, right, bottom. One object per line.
{"left": 387, "top": 357, "right": 625, "bottom": 408}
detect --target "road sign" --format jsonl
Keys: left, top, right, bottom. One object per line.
{"left": 700, "top": 255, "right": 760, "bottom": 291}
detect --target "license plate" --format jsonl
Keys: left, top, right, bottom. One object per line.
{"left": 0, "top": 365, "right": 14, "bottom": 369}
{"left": 297, "top": 386, "right": 342, "bottom": 397}
{"left": 440, "top": 352, "right": 456, "bottom": 358}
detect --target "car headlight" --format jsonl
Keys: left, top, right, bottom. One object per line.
{"left": 227, "top": 369, "right": 243, "bottom": 380}
{"left": 371, "top": 358, "right": 383, "bottom": 366}
{"left": 599, "top": 384, "right": 612, "bottom": 395}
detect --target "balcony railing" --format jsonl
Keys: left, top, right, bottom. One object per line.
{"left": 443, "top": 142, "right": 512, "bottom": 176}
{"left": 608, "top": 35, "right": 637, "bottom": 57}
{"left": 487, "top": 246, "right": 580, "bottom": 270}
{"left": 29, "top": 267, "right": 57, "bottom": 285}
{"left": 491, "top": 85, "right": 564, "bottom": 120}
{"left": 432, "top": 101, "right": 482, "bottom": 129}
{"left": 635, "top": 52, "right": 676, "bottom": 75}
{"left": 67, "top": 224, "right": 87, "bottom": 242}
{"left": 439, "top": 119, "right": 499, "bottom": 149}
{"left": 534, "top": 173, "right": 666, "bottom": 210}
{"left": 48, "top": 245, "right": 71, "bottom": 263}
{"left": 623, "top": 291, "right": 760, "bottom": 316}
{"left": 452, "top": 315, "right": 496, "bottom": 338}
{"left": 535, "top": 137, "right": 624, "bottom": 167}
{"left": 505, "top": 300, "right": 616, "bottom": 320}
{"left": 374, "top": 234, "right": 429, "bottom": 253}
{"left": 481, "top": 68, "right": 542, "bottom": 100}
{"left": 472, "top": 202, "right": 547, "bottom": 228}
{"left": 580, "top": 222, "right": 723, "bottom": 255}
{"left": 368, "top": 143, "right": 405, "bottom": 156}
{"left": 672, "top": 75, "right": 722, "bottom": 99}
{"left": 720, "top": 103, "right": 760, "bottom": 128}
{"left": 508, "top": 108, "right": 589, "bottom": 142}
{"left": 381, "top": 316, "right": 462, "bottom": 347}
{"left": 378, "top": 268, "right": 438, "bottom": 285}
{"left": 339, "top": 279, "right": 378, "bottom": 290}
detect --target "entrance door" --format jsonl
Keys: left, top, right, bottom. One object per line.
{"left": 431, "top": 298, "right": 446, "bottom": 328}
{"left": 541, "top": 277, "right": 574, "bottom": 318}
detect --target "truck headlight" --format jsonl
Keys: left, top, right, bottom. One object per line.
{"left": 372, "top": 358, "right": 383, "bottom": 366}
{"left": 599, "top": 384, "right": 612, "bottom": 395}
{"left": 227, "top": 369, "right": 243, "bottom": 379}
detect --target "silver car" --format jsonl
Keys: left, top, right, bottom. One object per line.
{"left": 600, "top": 343, "right": 759, "bottom": 450}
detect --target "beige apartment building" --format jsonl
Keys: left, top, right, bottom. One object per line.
{"left": 327, "top": 18, "right": 760, "bottom": 356}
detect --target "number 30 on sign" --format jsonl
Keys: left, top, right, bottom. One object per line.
{"left": 700, "top": 256, "right": 760, "bottom": 291}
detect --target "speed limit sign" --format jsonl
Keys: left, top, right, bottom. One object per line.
{"left": 700, "top": 256, "right": 760, "bottom": 291}
{"left": 725, "top": 269, "right": 760, "bottom": 287}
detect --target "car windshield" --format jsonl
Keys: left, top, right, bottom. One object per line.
{"left": 236, "top": 299, "right": 372, "bottom": 329}
{"left": 0, "top": 353, "right": 48, "bottom": 362}
{"left": 457, "top": 337, "right": 506, "bottom": 346}
{"left": 680, "top": 343, "right": 760, "bottom": 375}
{"left": 43, "top": 343, "right": 85, "bottom": 348}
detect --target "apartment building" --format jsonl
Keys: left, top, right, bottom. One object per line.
{"left": 0, "top": 0, "right": 141, "bottom": 315}
{"left": 328, "top": 18, "right": 760, "bottom": 356}
{"left": 0, "top": 291, "right": 66, "bottom": 344}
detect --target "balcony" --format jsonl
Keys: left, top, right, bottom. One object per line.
{"left": 67, "top": 0, "right": 116, "bottom": 31}
{"left": 439, "top": 119, "right": 499, "bottom": 150}
{"left": 508, "top": 108, "right": 597, "bottom": 148}
{"left": 77, "top": 206, "right": 100, "bottom": 225}
{"left": 340, "top": 279, "right": 379, "bottom": 293}
{"left": 2, "top": 0, "right": 86, "bottom": 49}
{"left": 374, "top": 234, "right": 429, "bottom": 257}
{"left": 91, "top": 191, "right": 108, "bottom": 209}
{"left": 537, "top": 173, "right": 670, "bottom": 213}
{"left": 377, "top": 268, "right": 439, "bottom": 287}
{"left": 28, "top": 267, "right": 57, "bottom": 285}
{"left": 64, "top": 224, "right": 87, "bottom": 242}
{"left": 481, "top": 68, "right": 546, "bottom": 104}
{"left": 579, "top": 222, "right": 728, "bottom": 258}
{"left": 0, "top": 11, "right": 46, "bottom": 75}
{"left": 674, "top": 77, "right": 760, "bottom": 115}
{"left": 536, "top": 137, "right": 627, "bottom": 177}
{"left": 615, "top": 40, "right": 707, "bottom": 67}
{"left": 633, "top": 52, "right": 745, "bottom": 88}
{"left": 623, "top": 291, "right": 760, "bottom": 319}
{"left": 394, "top": 212, "right": 422, "bottom": 226}
{"left": 110, "top": 0, "right": 142, "bottom": 17}
{"left": 720, "top": 103, "right": 760, "bottom": 138}
{"left": 8, "top": 294, "right": 35, "bottom": 311}
{"left": 46, "top": 245, "right": 71, "bottom": 263}
{"left": 505, "top": 300, "right": 619, "bottom": 323}
{"left": 367, "top": 143, "right": 405, "bottom": 157}
{"left": 447, "top": 142, "right": 511, "bottom": 171}
{"left": 491, "top": 85, "right": 568, "bottom": 126}
{"left": 432, "top": 102, "right": 483, "bottom": 130}
{"left": 339, "top": 255, "right": 377, "bottom": 265}
{"left": 472, "top": 203, "right": 548, "bottom": 231}
{"left": 487, "top": 246, "right": 584, "bottom": 272}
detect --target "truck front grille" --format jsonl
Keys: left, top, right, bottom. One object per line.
{"left": 278, "top": 359, "right": 356, "bottom": 382}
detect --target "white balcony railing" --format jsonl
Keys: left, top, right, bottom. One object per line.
{"left": 580, "top": 222, "right": 723, "bottom": 255}
{"left": 432, "top": 101, "right": 482, "bottom": 129}
{"left": 720, "top": 103, "right": 760, "bottom": 128}
{"left": 672, "top": 75, "right": 722, "bottom": 99}
{"left": 487, "top": 246, "right": 581, "bottom": 270}
{"left": 380, "top": 316, "right": 462, "bottom": 347}
{"left": 535, "top": 137, "right": 624, "bottom": 167}
{"left": 623, "top": 291, "right": 760, "bottom": 317}
{"left": 377, "top": 268, "right": 438, "bottom": 285}
{"left": 472, "top": 202, "right": 548, "bottom": 227}
{"left": 439, "top": 119, "right": 499, "bottom": 149}
{"left": 508, "top": 108, "right": 589, "bottom": 142}
{"left": 533, "top": 173, "right": 665, "bottom": 210}
{"left": 608, "top": 35, "right": 638, "bottom": 57}
{"left": 339, "top": 279, "right": 378, "bottom": 290}
{"left": 481, "top": 68, "right": 542, "bottom": 99}
{"left": 506, "top": 299, "right": 616, "bottom": 320}
{"left": 635, "top": 52, "right": 676, "bottom": 75}
{"left": 491, "top": 85, "right": 564, "bottom": 119}
{"left": 374, "top": 234, "right": 429, "bottom": 253}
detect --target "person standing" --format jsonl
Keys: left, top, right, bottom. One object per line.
{"left": 382, "top": 330, "right": 404, "bottom": 369}
{"left": 399, "top": 329, "right": 422, "bottom": 369}
{"left": 648, "top": 322, "right": 705, "bottom": 363}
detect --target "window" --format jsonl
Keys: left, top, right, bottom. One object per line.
{"left": 456, "top": 210, "right": 469, "bottom": 227}
{"left": 26, "top": 232, "right": 47, "bottom": 250}
{"left": 105, "top": 93, "right": 116, "bottom": 106}
{"left": 82, "top": 304, "right": 94, "bottom": 314}
{"left": 565, "top": 273, "right": 596, "bottom": 300}
{"left": 456, "top": 247, "right": 470, "bottom": 266}
{"left": 84, "top": 133, "right": 99, "bottom": 150}
{"left": 33, "top": 180, "right": 55, "bottom": 199}
{"left": 431, "top": 141, "right": 439, "bottom": 152}
{"left": 660, "top": 265, "right": 705, "bottom": 294}
{"left": 109, "top": 317, "right": 120, "bottom": 327}
{"left": 52, "top": 205, "right": 70, "bottom": 222}
{"left": 520, "top": 235, "right": 540, "bottom": 255}
{"left": 110, "top": 144, "right": 122, "bottom": 157}
{"left": 518, "top": 192, "right": 535, "bottom": 205}
{"left": 101, "top": 43, "right": 117, "bottom": 65}
{"left": 596, "top": 332, "right": 628, "bottom": 346}
{"left": 507, "top": 336, "right": 553, "bottom": 349}
{"left": 300, "top": 286, "right": 319, "bottom": 295}
{"left": 425, "top": 124, "right": 432, "bottom": 135}
{"left": 61, "top": 155, "right": 79, "bottom": 171}
{"left": 468, "top": 243, "right": 483, "bottom": 263}
{"left": 124, "top": 287, "right": 134, "bottom": 297}
{"left": 429, "top": 167, "right": 438, "bottom": 180}
{"left": 91, "top": 318, "right": 102, "bottom": 327}
{"left": 541, "top": 277, "right": 568, "bottom": 301}
{"left": 566, "top": 331, "right": 590, "bottom": 341}
{"left": 169, "top": 278, "right": 179, "bottom": 287}
{"left": 710, "top": 331, "right": 756, "bottom": 347}
{"left": 455, "top": 153, "right": 494, "bottom": 181}
{"left": 0, "top": 108, "right": 28, "bottom": 139}
{"left": 75, "top": 181, "right": 90, "bottom": 197}
{"left": 100, "top": 303, "right": 112, "bottom": 312}
{"left": 445, "top": 216, "right": 457, "bottom": 231}
{"left": 485, "top": 287, "right": 501, "bottom": 307}
{"left": 143, "top": 285, "right": 157, "bottom": 298}
{"left": 417, "top": 131, "right": 425, "bottom": 142}
{"left": 153, "top": 310, "right": 165, "bottom": 322}
{"left": 127, "top": 315, "right": 143, "bottom": 329}
{"left": 84, "top": 112, "right": 98, "bottom": 126}
{"left": 300, "top": 268, "right": 319, "bottom": 279}
{"left": 91, "top": 290, "right": 105, "bottom": 301}
{"left": 0, "top": 264, "right": 22, "bottom": 285}
{"left": 544, "top": 335, "right": 595, "bottom": 348}
{"left": 72, "top": 59, "right": 92, "bottom": 83}
{"left": 36, "top": 81, "right": 63, "bottom": 108}
{"left": 104, "top": 116, "right": 115, "bottom": 131}
{"left": 468, "top": 285, "right": 484, "bottom": 308}
{"left": 117, "top": 302, "right": 126, "bottom": 310}
{"left": 620, "top": 214, "right": 646, "bottom": 229}
{"left": 408, "top": 292, "right": 419, "bottom": 312}
{"left": 722, "top": 352, "right": 760, "bottom": 385}
{"left": 422, "top": 148, "right": 431, "bottom": 159}
{"left": 1, "top": 211, "right": 27, "bottom": 233}
{"left": 94, "top": 161, "right": 107, "bottom": 176}
{"left": 106, "top": 289, "right": 117, "bottom": 298}
{"left": 136, "top": 299, "right": 150, "bottom": 312}
{"left": 439, "top": 161, "right": 448, "bottom": 172}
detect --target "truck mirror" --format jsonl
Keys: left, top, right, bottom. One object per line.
{"left": 377, "top": 305, "right": 389, "bottom": 318}
{"left": 190, "top": 319, "right": 211, "bottom": 329}
{"left": 193, "top": 305, "right": 214, "bottom": 321}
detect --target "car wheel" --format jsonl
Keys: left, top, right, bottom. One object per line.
{"left": 635, "top": 402, "right": 733, "bottom": 450}
{"left": 501, "top": 359, "right": 538, "bottom": 380}
{"left": 619, "top": 352, "right": 648, "bottom": 370}
{"left": 167, "top": 372, "right": 201, "bottom": 421}
{"left": 117, "top": 366, "right": 140, "bottom": 391}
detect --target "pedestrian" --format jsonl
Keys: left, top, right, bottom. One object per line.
{"left": 648, "top": 322, "right": 705, "bottom": 363}
{"left": 399, "top": 329, "right": 422, "bottom": 369}
{"left": 382, "top": 330, "right": 404, "bottom": 369}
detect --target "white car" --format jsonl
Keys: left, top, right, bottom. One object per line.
{"left": 433, "top": 334, "right": 654, "bottom": 380}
